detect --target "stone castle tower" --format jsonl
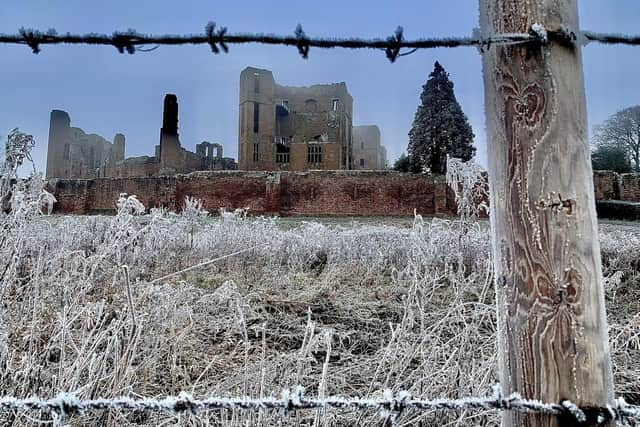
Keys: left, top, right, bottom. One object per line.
{"left": 46, "top": 110, "right": 72, "bottom": 179}
{"left": 46, "top": 109, "right": 125, "bottom": 179}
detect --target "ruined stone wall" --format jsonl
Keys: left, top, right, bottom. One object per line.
{"left": 46, "top": 110, "right": 123, "bottom": 180}
{"left": 275, "top": 82, "right": 353, "bottom": 145}
{"left": 289, "top": 143, "right": 341, "bottom": 171}
{"left": 51, "top": 176, "right": 177, "bottom": 214}
{"left": 112, "top": 157, "right": 161, "bottom": 178}
{"left": 48, "top": 171, "right": 457, "bottom": 216}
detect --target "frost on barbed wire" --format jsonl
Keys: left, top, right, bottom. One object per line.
{"left": 446, "top": 156, "right": 489, "bottom": 221}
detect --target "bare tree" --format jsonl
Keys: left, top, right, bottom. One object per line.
{"left": 594, "top": 105, "right": 640, "bottom": 172}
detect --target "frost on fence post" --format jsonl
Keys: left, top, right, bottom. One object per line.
{"left": 445, "top": 156, "right": 489, "bottom": 221}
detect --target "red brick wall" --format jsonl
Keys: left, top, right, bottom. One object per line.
{"left": 620, "top": 173, "right": 640, "bottom": 202}
{"left": 590, "top": 171, "right": 640, "bottom": 202}
{"left": 175, "top": 172, "right": 273, "bottom": 213}
{"left": 48, "top": 170, "right": 631, "bottom": 217}
{"left": 48, "top": 171, "right": 457, "bottom": 216}
{"left": 593, "top": 170, "right": 618, "bottom": 200}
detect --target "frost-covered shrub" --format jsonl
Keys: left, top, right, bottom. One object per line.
{"left": 183, "top": 196, "right": 209, "bottom": 217}
{"left": 446, "top": 156, "right": 489, "bottom": 221}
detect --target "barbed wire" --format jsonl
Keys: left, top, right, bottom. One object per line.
{"left": 2, "top": 384, "right": 639, "bottom": 426}
{"left": 583, "top": 31, "right": 640, "bottom": 46}
{"left": 0, "top": 23, "right": 638, "bottom": 62}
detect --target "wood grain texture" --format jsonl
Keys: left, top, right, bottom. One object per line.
{"left": 478, "top": 0, "right": 614, "bottom": 425}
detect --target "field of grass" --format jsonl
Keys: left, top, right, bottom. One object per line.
{"left": 0, "top": 193, "right": 639, "bottom": 426}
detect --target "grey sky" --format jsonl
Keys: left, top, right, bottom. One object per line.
{"left": 1, "top": 1, "right": 638, "bottom": 172}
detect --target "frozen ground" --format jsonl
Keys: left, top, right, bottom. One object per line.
{"left": 1, "top": 196, "right": 639, "bottom": 426}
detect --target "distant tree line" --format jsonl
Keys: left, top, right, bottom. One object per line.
{"left": 591, "top": 105, "right": 640, "bottom": 174}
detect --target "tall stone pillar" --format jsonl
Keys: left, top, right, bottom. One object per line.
{"left": 159, "top": 94, "right": 183, "bottom": 174}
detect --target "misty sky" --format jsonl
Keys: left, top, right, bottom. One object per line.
{"left": 1, "top": 1, "right": 639, "bottom": 171}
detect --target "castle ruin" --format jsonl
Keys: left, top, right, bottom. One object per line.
{"left": 46, "top": 67, "right": 387, "bottom": 180}
{"left": 45, "top": 94, "right": 236, "bottom": 180}
{"left": 45, "top": 110, "right": 125, "bottom": 179}
{"left": 238, "top": 66, "right": 355, "bottom": 171}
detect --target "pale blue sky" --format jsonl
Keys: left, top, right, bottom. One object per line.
{"left": 1, "top": 1, "right": 639, "bottom": 171}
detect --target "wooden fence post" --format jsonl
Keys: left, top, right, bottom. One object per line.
{"left": 478, "top": 1, "right": 614, "bottom": 425}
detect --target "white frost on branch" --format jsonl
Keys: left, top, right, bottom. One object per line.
{"left": 183, "top": 196, "right": 209, "bottom": 217}
{"left": 116, "top": 193, "right": 145, "bottom": 216}
{"left": 446, "top": 156, "right": 489, "bottom": 221}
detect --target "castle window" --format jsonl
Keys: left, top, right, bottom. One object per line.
{"left": 63, "top": 143, "right": 70, "bottom": 160}
{"left": 276, "top": 143, "right": 290, "bottom": 164}
{"left": 253, "top": 102, "right": 260, "bottom": 133}
{"left": 254, "top": 76, "right": 260, "bottom": 93}
{"left": 276, "top": 152, "right": 290, "bottom": 164}
{"left": 360, "top": 158, "right": 365, "bottom": 168}
{"left": 331, "top": 98, "right": 339, "bottom": 111}
{"left": 253, "top": 142, "right": 259, "bottom": 162}
{"left": 307, "top": 144, "right": 322, "bottom": 164}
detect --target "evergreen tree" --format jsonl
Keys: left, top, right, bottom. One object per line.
{"left": 393, "top": 153, "right": 412, "bottom": 172}
{"left": 408, "top": 61, "right": 475, "bottom": 174}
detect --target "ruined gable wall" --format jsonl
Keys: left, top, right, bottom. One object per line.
{"left": 275, "top": 83, "right": 352, "bottom": 145}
